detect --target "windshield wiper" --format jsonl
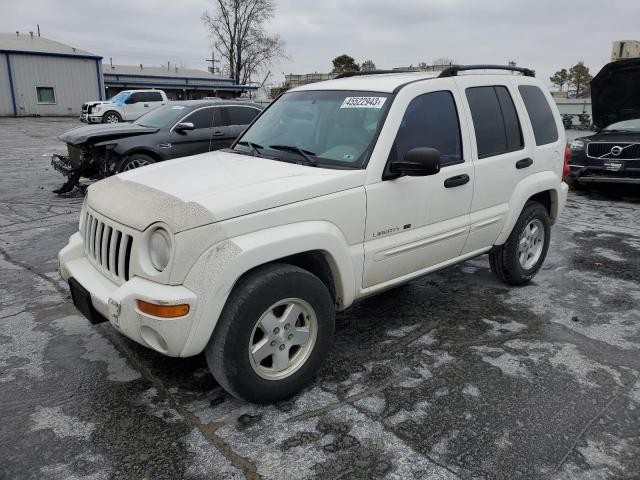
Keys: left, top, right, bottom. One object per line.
{"left": 269, "top": 145, "right": 318, "bottom": 166}
{"left": 236, "top": 140, "right": 263, "bottom": 157}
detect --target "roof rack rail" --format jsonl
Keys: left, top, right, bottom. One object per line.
{"left": 334, "top": 69, "right": 416, "bottom": 79}
{"left": 439, "top": 64, "right": 535, "bottom": 78}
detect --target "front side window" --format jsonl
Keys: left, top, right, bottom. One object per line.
{"left": 109, "top": 91, "right": 131, "bottom": 105}
{"left": 36, "top": 87, "right": 56, "bottom": 104}
{"left": 466, "top": 86, "right": 523, "bottom": 158}
{"left": 391, "top": 90, "right": 463, "bottom": 166}
{"left": 236, "top": 90, "right": 392, "bottom": 168}
{"left": 183, "top": 108, "right": 216, "bottom": 129}
{"left": 518, "top": 85, "right": 559, "bottom": 145}
{"left": 226, "top": 106, "right": 260, "bottom": 126}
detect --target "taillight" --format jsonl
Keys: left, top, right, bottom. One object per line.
{"left": 563, "top": 145, "right": 571, "bottom": 180}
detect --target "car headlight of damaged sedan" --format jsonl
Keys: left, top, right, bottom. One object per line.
{"left": 149, "top": 227, "right": 172, "bottom": 272}
{"left": 570, "top": 140, "right": 585, "bottom": 150}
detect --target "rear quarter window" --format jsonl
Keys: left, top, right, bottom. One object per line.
{"left": 518, "top": 85, "right": 559, "bottom": 145}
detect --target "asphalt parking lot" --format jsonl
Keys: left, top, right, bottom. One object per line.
{"left": 1, "top": 117, "right": 639, "bottom": 480}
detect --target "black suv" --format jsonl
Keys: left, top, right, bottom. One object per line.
{"left": 567, "top": 58, "right": 640, "bottom": 188}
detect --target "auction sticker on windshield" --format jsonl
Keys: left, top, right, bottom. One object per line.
{"left": 340, "top": 97, "right": 387, "bottom": 109}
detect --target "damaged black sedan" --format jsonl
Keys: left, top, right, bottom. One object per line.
{"left": 567, "top": 58, "right": 640, "bottom": 188}
{"left": 51, "top": 99, "right": 264, "bottom": 193}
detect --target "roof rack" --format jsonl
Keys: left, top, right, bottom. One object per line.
{"left": 334, "top": 69, "right": 416, "bottom": 79}
{"left": 439, "top": 64, "right": 535, "bottom": 78}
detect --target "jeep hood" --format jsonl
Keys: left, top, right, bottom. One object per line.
{"left": 59, "top": 123, "right": 158, "bottom": 145}
{"left": 591, "top": 58, "right": 640, "bottom": 129}
{"left": 87, "top": 150, "right": 366, "bottom": 232}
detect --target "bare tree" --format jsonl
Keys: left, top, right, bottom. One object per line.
{"left": 202, "top": 0, "right": 286, "bottom": 84}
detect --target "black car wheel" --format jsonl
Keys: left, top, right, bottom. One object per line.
{"left": 489, "top": 201, "right": 551, "bottom": 286}
{"left": 205, "top": 263, "right": 335, "bottom": 403}
{"left": 118, "top": 154, "right": 155, "bottom": 172}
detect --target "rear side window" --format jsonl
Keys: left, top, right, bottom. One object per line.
{"left": 466, "top": 86, "right": 523, "bottom": 158}
{"left": 145, "top": 91, "right": 164, "bottom": 102}
{"left": 392, "top": 90, "right": 463, "bottom": 166}
{"left": 226, "top": 106, "right": 260, "bottom": 126}
{"left": 518, "top": 85, "right": 559, "bottom": 145}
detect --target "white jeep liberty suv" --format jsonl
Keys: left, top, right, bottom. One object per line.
{"left": 59, "top": 65, "right": 569, "bottom": 403}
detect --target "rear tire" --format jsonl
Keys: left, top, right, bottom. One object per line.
{"left": 489, "top": 201, "right": 550, "bottom": 285}
{"left": 102, "top": 111, "right": 121, "bottom": 124}
{"left": 205, "top": 263, "right": 335, "bottom": 403}
{"left": 117, "top": 153, "right": 155, "bottom": 172}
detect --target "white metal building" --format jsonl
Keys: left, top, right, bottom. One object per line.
{"left": 0, "top": 32, "right": 103, "bottom": 116}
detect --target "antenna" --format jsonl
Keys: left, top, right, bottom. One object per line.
{"left": 37, "top": 24, "right": 40, "bottom": 37}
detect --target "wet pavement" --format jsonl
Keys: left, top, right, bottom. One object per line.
{"left": 1, "top": 118, "right": 639, "bottom": 479}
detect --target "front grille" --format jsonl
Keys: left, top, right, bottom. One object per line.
{"left": 83, "top": 211, "right": 133, "bottom": 283}
{"left": 587, "top": 142, "right": 640, "bottom": 160}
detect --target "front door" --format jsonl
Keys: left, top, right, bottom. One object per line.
{"left": 363, "top": 88, "right": 474, "bottom": 289}
{"left": 169, "top": 107, "right": 218, "bottom": 158}
{"left": 122, "top": 92, "right": 147, "bottom": 121}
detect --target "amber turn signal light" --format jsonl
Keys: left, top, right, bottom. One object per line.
{"left": 137, "top": 300, "right": 189, "bottom": 318}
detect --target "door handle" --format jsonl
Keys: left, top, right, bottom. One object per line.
{"left": 143, "top": 103, "right": 149, "bottom": 107}
{"left": 516, "top": 158, "right": 533, "bottom": 169}
{"left": 212, "top": 131, "right": 224, "bottom": 136}
{"left": 444, "top": 174, "right": 470, "bottom": 188}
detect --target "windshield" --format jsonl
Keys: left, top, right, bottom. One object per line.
{"left": 109, "top": 91, "right": 131, "bottom": 105}
{"left": 603, "top": 118, "right": 640, "bottom": 132}
{"left": 234, "top": 90, "right": 392, "bottom": 168}
{"left": 134, "top": 104, "right": 189, "bottom": 129}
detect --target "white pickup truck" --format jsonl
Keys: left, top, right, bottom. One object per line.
{"left": 81, "top": 90, "right": 167, "bottom": 124}
{"left": 60, "top": 65, "right": 569, "bottom": 403}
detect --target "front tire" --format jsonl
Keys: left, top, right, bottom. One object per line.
{"left": 489, "top": 201, "right": 550, "bottom": 285}
{"left": 205, "top": 264, "right": 335, "bottom": 403}
{"left": 102, "top": 111, "right": 121, "bottom": 124}
{"left": 117, "top": 153, "right": 155, "bottom": 172}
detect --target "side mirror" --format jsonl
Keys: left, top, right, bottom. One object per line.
{"left": 174, "top": 122, "right": 195, "bottom": 132}
{"left": 391, "top": 147, "right": 441, "bottom": 177}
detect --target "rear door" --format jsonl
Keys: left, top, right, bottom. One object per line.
{"left": 169, "top": 107, "right": 216, "bottom": 158}
{"left": 220, "top": 105, "right": 262, "bottom": 148}
{"left": 454, "top": 78, "right": 535, "bottom": 253}
{"left": 144, "top": 91, "right": 166, "bottom": 111}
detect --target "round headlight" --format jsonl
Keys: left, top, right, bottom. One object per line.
{"left": 149, "top": 228, "right": 171, "bottom": 272}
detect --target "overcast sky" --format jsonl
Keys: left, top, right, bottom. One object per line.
{"left": 4, "top": 0, "right": 639, "bottom": 87}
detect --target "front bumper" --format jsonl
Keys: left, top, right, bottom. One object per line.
{"left": 568, "top": 164, "right": 640, "bottom": 185}
{"left": 59, "top": 232, "right": 199, "bottom": 357}
{"left": 51, "top": 154, "right": 74, "bottom": 178}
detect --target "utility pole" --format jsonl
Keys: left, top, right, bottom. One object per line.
{"left": 205, "top": 51, "right": 220, "bottom": 74}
